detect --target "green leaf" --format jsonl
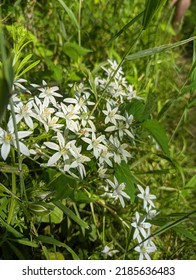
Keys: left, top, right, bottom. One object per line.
{"left": 63, "top": 42, "right": 92, "bottom": 60}
{"left": 142, "top": 0, "right": 166, "bottom": 29}
{"left": 114, "top": 161, "right": 136, "bottom": 203}
{"left": 10, "top": 238, "right": 39, "bottom": 248}
{"left": 16, "top": 59, "right": 40, "bottom": 79}
{"left": 108, "top": 11, "right": 144, "bottom": 44}
{"left": 185, "top": 174, "right": 196, "bottom": 189}
{"left": 126, "top": 37, "right": 196, "bottom": 61}
{"left": 54, "top": 201, "right": 89, "bottom": 229}
{"left": 0, "top": 216, "right": 24, "bottom": 238}
{"left": 41, "top": 204, "right": 63, "bottom": 224}
{"left": 57, "top": 0, "right": 79, "bottom": 29}
{"left": 28, "top": 202, "right": 54, "bottom": 216}
{"left": 173, "top": 226, "right": 196, "bottom": 242}
{"left": 123, "top": 99, "right": 145, "bottom": 122}
{"left": 37, "top": 235, "right": 80, "bottom": 260}
{"left": 142, "top": 119, "right": 170, "bottom": 156}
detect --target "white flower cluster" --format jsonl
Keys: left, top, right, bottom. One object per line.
{"left": 0, "top": 60, "right": 138, "bottom": 208}
{"left": 131, "top": 185, "right": 158, "bottom": 260}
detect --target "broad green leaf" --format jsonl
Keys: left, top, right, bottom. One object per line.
{"left": 54, "top": 201, "right": 89, "bottom": 229}
{"left": 57, "top": 0, "right": 79, "bottom": 29}
{"left": 126, "top": 37, "right": 196, "bottom": 61}
{"left": 63, "top": 42, "right": 92, "bottom": 60}
{"left": 114, "top": 161, "right": 136, "bottom": 203}
{"left": 142, "top": 0, "right": 166, "bottom": 29}
{"left": 123, "top": 99, "right": 145, "bottom": 122}
{"left": 41, "top": 204, "right": 63, "bottom": 224}
{"left": 37, "top": 235, "right": 80, "bottom": 260}
{"left": 142, "top": 119, "right": 170, "bottom": 156}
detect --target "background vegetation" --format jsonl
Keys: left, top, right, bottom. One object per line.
{"left": 0, "top": 0, "right": 195, "bottom": 260}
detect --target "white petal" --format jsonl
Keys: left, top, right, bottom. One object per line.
{"left": 48, "top": 152, "right": 61, "bottom": 165}
{"left": 1, "top": 143, "right": 10, "bottom": 160}
{"left": 18, "top": 131, "right": 32, "bottom": 139}
{"left": 18, "top": 142, "right": 30, "bottom": 156}
{"left": 44, "top": 142, "right": 59, "bottom": 151}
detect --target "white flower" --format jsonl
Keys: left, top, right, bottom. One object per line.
{"left": 43, "top": 116, "right": 64, "bottom": 133}
{"left": 0, "top": 122, "right": 32, "bottom": 160}
{"left": 56, "top": 103, "right": 80, "bottom": 132}
{"left": 107, "top": 176, "right": 130, "bottom": 208}
{"left": 135, "top": 240, "right": 157, "bottom": 260}
{"left": 101, "top": 245, "right": 119, "bottom": 257}
{"left": 102, "top": 101, "right": 125, "bottom": 125}
{"left": 32, "top": 80, "right": 62, "bottom": 107}
{"left": 70, "top": 147, "right": 91, "bottom": 178}
{"left": 82, "top": 132, "right": 106, "bottom": 158}
{"left": 145, "top": 205, "right": 159, "bottom": 220}
{"left": 109, "top": 135, "right": 132, "bottom": 164}
{"left": 9, "top": 100, "right": 35, "bottom": 129}
{"left": 137, "top": 185, "right": 156, "bottom": 209}
{"left": 131, "top": 212, "right": 151, "bottom": 241}
{"left": 98, "top": 148, "right": 113, "bottom": 167}
{"left": 44, "top": 131, "right": 76, "bottom": 166}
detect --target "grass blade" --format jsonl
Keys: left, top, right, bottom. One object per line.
{"left": 37, "top": 235, "right": 80, "bottom": 260}
{"left": 53, "top": 201, "right": 89, "bottom": 229}
{"left": 126, "top": 37, "right": 196, "bottom": 60}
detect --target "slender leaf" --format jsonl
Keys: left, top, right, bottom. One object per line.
{"left": 57, "top": 0, "right": 79, "bottom": 29}
{"left": 142, "top": 0, "right": 166, "bottom": 29}
{"left": 173, "top": 226, "right": 196, "bottom": 242}
{"left": 0, "top": 216, "right": 23, "bottom": 238}
{"left": 108, "top": 11, "right": 144, "bottom": 44}
{"left": 126, "top": 37, "right": 196, "bottom": 61}
{"left": 16, "top": 59, "right": 40, "bottom": 79}
{"left": 54, "top": 201, "right": 89, "bottom": 229}
{"left": 37, "top": 235, "right": 80, "bottom": 260}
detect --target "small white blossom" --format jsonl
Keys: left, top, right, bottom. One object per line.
{"left": 107, "top": 176, "right": 130, "bottom": 208}
{"left": 0, "top": 122, "right": 32, "bottom": 160}
{"left": 101, "top": 245, "right": 119, "bottom": 257}
{"left": 137, "top": 185, "right": 156, "bottom": 209}
{"left": 32, "top": 80, "right": 62, "bottom": 107}
{"left": 135, "top": 240, "right": 157, "bottom": 260}
{"left": 102, "top": 101, "right": 125, "bottom": 125}
{"left": 131, "top": 212, "right": 151, "bottom": 241}
{"left": 82, "top": 132, "right": 106, "bottom": 158}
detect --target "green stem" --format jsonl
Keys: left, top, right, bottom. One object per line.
{"left": 9, "top": 97, "right": 27, "bottom": 201}
{"left": 7, "top": 148, "right": 16, "bottom": 225}
{"left": 169, "top": 108, "right": 187, "bottom": 144}
{"left": 78, "top": 0, "right": 82, "bottom": 46}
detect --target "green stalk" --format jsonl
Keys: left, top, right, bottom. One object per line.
{"left": 78, "top": 0, "right": 82, "bottom": 46}
{"left": 9, "top": 97, "right": 27, "bottom": 201}
{"left": 7, "top": 148, "right": 16, "bottom": 225}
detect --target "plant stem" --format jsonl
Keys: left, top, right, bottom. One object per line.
{"left": 78, "top": 0, "right": 82, "bottom": 46}
{"left": 9, "top": 97, "right": 27, "bottom": 201}
{"left": 7, "top": 148, "right": 16, "bottom": 225}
